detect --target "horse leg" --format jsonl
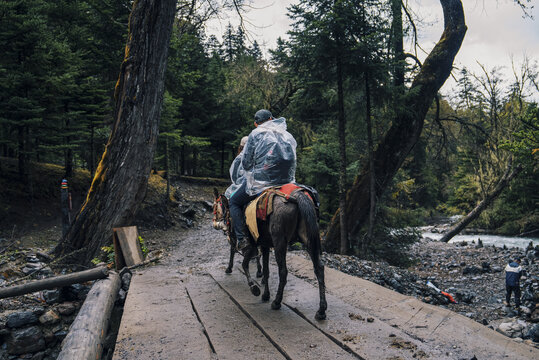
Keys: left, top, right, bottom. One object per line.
{"left": 310, "top": 250, "right": 327, "bottom": 320}
{"left": 242, "top": 245, "right": 260, "bottom": 296}
{"left": 256, "top": 253, "right": 263, "bottom": 278}
{"left": 271, "top": 244, "right": 288, "bottom": 310}
{"left": 225, "top": 241, "right": 235, "bottom": 274}
{"left": 261, "top": 246, "right": 270, "bottom": 302}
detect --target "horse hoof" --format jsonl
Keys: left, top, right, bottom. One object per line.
{"left": 262, "top": 293, "right": 270, "bottom": 302}
{"left": 271, "top": 301, "right": 281, "bottom": 310}
{"left": 315, "top": 311, "right": 327, "bottom": 321}
{"left": 225, "top": 267, "right": 232, "bottom": 274}
{"left": 250, "top": 285, "right": 261, "bottom": 296}
{"left": 256, "top": 271, "right": 262, "bottom": 278}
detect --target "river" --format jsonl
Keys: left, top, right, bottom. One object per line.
{"left": 421, "top": 231, "right": 538, "bottom": 250}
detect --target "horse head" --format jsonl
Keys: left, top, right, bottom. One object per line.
{"left": 212, "top": 188, "right": 229, "bottom": 233}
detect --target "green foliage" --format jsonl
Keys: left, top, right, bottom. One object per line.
{"left": 357, "top": 224, "right": 420, "bottom": 267}
{"left": 138, "top": 236, "right": 149, "bottom": 256}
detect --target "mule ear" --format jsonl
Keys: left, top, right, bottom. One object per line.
{"left": 213, "top": 187, "right": 219, "bottom": 199}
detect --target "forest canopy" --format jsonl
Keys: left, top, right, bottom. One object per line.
{"left": 1, "top": 0, "right": 537, "bottom": 260}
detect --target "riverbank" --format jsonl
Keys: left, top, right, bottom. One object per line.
{"left": 318, "top": 235, "right": 539, "bottom": 345}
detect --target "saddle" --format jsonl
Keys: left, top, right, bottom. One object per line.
{"left": 244, "top": 183, "right": 317, "bottom": 241}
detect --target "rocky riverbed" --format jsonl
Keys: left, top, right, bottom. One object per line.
{"left": 317, "top": 235, "right": 539, "bottom": 346}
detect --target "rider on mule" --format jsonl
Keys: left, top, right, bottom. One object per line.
{"left": 227, "top": 109, "right": 297, "bottom": 254}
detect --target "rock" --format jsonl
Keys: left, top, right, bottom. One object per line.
{"left": 531, "top": 308, "right": 539, "bottom": 323}
{"left": 38, "top": 310, "right": 60, "bottom": 325}
{"left": 6, "top": 311, "right": 38, "bottom": 328}
{"left": 6, "top": 326, "right": 45, "bottom": 355}
{"left": 42, "top": 328, "right": 56, "bottom": 344}
{"left": 63, "top": 283, "right": 90, "bottom": 301}
{"left": 54, "top": 330, "right": 68, "bottom": 340}
{"left": 181, "top": 206, "right": 197, "bottom": 219}
{"left": 121, "top": 272, "right": 132, "bottom": 291}
{"left": 462, "top": 266, "right": 482, "bottom": 275}
{"left": 35, "top": 252, "right": 52, "bottom": 263}
{"left": 497, "top": 322, "right": 514, "bottom": 337}
{"left": 527, "top": 324, "right": 539, "bottom": 342}
{"left": 31, "top": 307, "right": 45, "bottom": 316}
{"left": 31, "top": 351, "right": 45, "bottom": 360}
{"left": 456, "top": 291, "right": 476, "bottom": 304}
{"left": 117, "top": 288, "right": 127, "bottom": 304}
{"left": 56, "top": 302, "right": 77, "bottom": 316}
{"left": 43, "top": 289, "right": 62, "bottom": 304}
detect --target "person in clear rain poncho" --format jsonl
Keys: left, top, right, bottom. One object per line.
{"left": 228, "top": 109, "right": 297, "bottom": 253}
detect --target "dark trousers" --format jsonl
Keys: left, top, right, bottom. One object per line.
{"left": 506, "top": 285, "right": 521, "bottom": 307}
{"left": 229, "top": 182, "right": 256, "bottom": 241}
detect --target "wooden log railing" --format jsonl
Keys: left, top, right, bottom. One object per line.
{"left": 0, "top": 266, "right": 109, "bottom": 299}
{"left": 57, "top": 271, "right": 121, "bottom": 360}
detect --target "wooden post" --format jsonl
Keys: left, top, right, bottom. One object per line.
{"left": 57, "top": 272, "right": 121, "bottom": 360}
{"left": 113, "top": 226, "right": 144, "bottom": 269}
{"left": 61, "top": 179, "right": 70, "bottom": 237}
{"left": 0, "top": 266, "right": 109, "bottom": 300}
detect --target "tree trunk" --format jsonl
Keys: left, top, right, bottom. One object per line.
{"left": 391, "top": 0, "right": 404, "bottom": 87}
{"left": 324, "top": 0, "right": 467, "bottom": 251}
{"left": 165, "top": 137, "right": 170, "bottom": 200}
{"left": 64, "top": 112, "right": 73, "bottom": 178}
{"left": 440, "top": 159, "right": 522, "bottom": 242}
{"left": 53, "top": 0, "right": 177, "bottom": 265}
{"left": 89, "top": 123, "right": 95, "bottom": 176}
{"left": 365, "top": 71, "right": 375, "bottom": 246}
{"left": 336, "top": 30, "right": 348, "bottom": 254}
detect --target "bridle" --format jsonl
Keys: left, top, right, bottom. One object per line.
{"left": 212, "top": 195, "right": 232, "bottom": 241}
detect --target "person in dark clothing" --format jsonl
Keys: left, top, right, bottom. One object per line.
{"left": 504, "top": 258, "right": 522, "bottom": 309}
{"left": 229, "top": 109, "right": 297, "bottom": 254}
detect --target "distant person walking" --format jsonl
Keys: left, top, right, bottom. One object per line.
{"left": 504, "top": 258, "right": 522, "bottom": 311}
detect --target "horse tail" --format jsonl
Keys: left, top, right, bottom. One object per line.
{"left": 295, "top": 190, "right": 321, "bottom": 258}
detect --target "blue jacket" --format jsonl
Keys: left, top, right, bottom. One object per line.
{"left": 505, "top": 262, "right": 522, "bottom": 287}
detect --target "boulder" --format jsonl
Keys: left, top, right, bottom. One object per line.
{"left": 56, "top": 302, "right": 78, "bottom": 316}
{"left": 527, "top": 324, "right": 539, "bottom": 342}
{"left": 6, "top": 311, "right": 38, "bottom": 328}
{"left": 7, "top": 326, "right": 45, "bottom": 355}
{"left": 43, "top": 289, "right": 62, "bottom": 304}
{"left": 38, "top": 310, "right": 60, "bottom": 325}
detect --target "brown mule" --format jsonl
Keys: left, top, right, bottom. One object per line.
{"left": 212, "top": 188, "right": 327, "bottom": 320}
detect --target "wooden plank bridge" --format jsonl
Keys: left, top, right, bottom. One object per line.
{"left": 112, "top": 254, "right": 538, "bottom": 360}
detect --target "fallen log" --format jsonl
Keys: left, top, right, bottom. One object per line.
{"left": 57, "top": 271, "right": 121, "bottom": 360}
{"left": 0, "top": 266, "right": 109, "bottom": 300}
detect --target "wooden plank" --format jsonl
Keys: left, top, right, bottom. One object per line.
{"left": 113, "top": 226, "right": 144, "bottom": 267}
{"left": 0, "top": 266, "right": 109, "bottom": 300}
{"left": 58, "top": 272, "right": 120, "bottom": 360}
{"left": 270, "top": 265, "right": 444, "bottom": 360}
{"left": 185, "top": 275, "right": 286, "bottom": 360}
{"left": 210, "top": 269, "right": 357, "bottom": 360}
{"left": 112, "top": 267, "right": 212, "bottom": 360}
{"left": 287, "top": 254, "right": 539, "bottom": 360}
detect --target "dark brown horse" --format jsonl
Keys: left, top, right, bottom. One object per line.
{"left": 212, "top": 188, "right": 327, "bottom": 320}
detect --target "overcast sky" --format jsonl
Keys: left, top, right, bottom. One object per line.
{"left": 206, "top": 0, "right": 539, "bottom": 98}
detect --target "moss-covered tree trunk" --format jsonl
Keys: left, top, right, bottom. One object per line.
{"left": 324, "top": 0, "right": 467, "bottom": 251}
{"left": 54, "top": 0, "right": 177, "bottom": 265}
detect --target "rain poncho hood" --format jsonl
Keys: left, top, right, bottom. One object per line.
{"left": 241, "top": 117, "right": 297, "bottom": 196}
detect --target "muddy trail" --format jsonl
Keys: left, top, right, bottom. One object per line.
{"left": 112, "top": 182, "right": 538, "bottom": 360}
